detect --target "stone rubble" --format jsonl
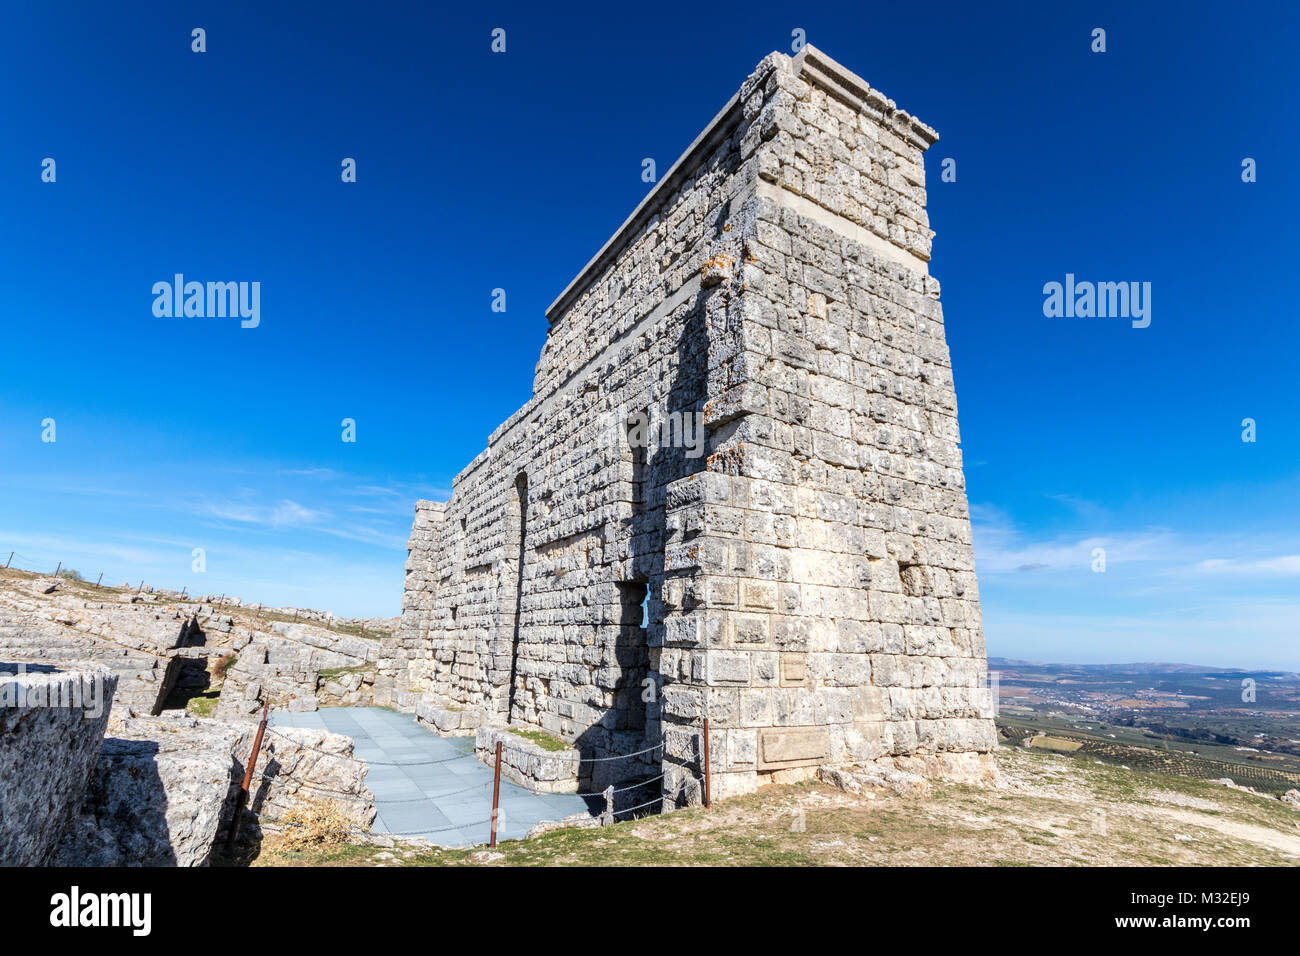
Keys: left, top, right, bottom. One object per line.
{"left": 52, "top": 712, "right": 376, "bottom": 866}
{"left": 0, "top": 573, "right": 388, "bottom": 717}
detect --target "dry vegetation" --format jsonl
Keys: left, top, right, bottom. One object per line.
{"left": 251, "top": 746, "right": 1300, "bottom": 867}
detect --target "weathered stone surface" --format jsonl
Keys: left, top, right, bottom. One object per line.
{"left": 476, "top": 726, "right": 580, "bottom": 793}
{"left": 53, "top": 713, "right": 376, "bottom": 866}
{"left": 56, "top": 712, "right": 242, "bottom": 866}
{"left": 0, "top": 662, "right": 116, "bottom": 865}
{"left": 415, "top": 693, "right": 480, "bottom": 736}
{"left": 251, "top": 725, "right": 376, "bottom": 830}
{"left": 759, "top": 727, "right": 831, "bottom": 768}
{"left": 818, "top": 762, "right": 930, "bottom": 798}
{"left": 383, "top": 45, "right": 995, "bottom": 803}
{"left": 0, "top": 574, "right": 381, "bottom": 718}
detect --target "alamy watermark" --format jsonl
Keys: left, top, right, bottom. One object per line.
{"left": 0, "top": 662, "right": 106, "bottom": 719}
{"left": 152, "top": 274, "right": 260, "bottom": 328}
{"left": 597, "top": 405, "right": 705, "bottom": 459}
{"left": 1042, "top": 274, "right": 1151, "bottom": 328}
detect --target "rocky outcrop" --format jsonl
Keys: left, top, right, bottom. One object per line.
{"left": 0, "top": 572, "right": 380, "bottom": 717}
{"left": 249, "top": 725, "right": 376, "bottom": 831}
{"left": 0, "top": 662, "right": 117, "bottom": 865}
{"left": 0, "top": 573, "right": 384, "bottom": 865}
{"left": 53, "top": 712, "right": 376, "bottom": 866}
{"left": 216, "top": 622, "right": 378, "bottom": 717}
{"left": 56, "top": 713, "right": 243, "bottom": 866}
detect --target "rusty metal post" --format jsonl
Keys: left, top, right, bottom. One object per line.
{"left": 227, "top": 705, "right": 269, "bottom": 848}
{"left": 703, "top": 718, "right": 712, "bottom": 809}
{"left": 489, "top": 740, "right": 503, "bottom": 847}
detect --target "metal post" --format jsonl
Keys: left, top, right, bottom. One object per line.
{"left": 5, "top": 552, "right": 12, "bottom": 569}
{"left": 54, "top": 561, "right": 61, "bottom": 577}
{"left": 96, "top": 572, "right": 103, "bottom": 587}
{"left": 227, "top": 705, "right": 269, "bottom": 848}
{"left": 703, "top": 718, "right": 712, "bottom": 809}
{"left": 490, "top": 741, "right": 503, "bottom": 847}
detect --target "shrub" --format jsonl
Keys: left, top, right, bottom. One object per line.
{"left": 279, "top": 796, "right": 355, "bottom": 848}
{"left": 212, "top": 653, "right": 238, "bottom": 682}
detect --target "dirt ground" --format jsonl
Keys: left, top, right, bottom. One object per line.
{"left": 251, "top": 745, "right": 1300, "bottom": 867}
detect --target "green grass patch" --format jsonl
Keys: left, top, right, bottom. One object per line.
{"left": 332, "top": 622, "right": 390, "bottom": 641}
{"left": 317, "top": 664, "right": 372, "bottom": 684}
{"left": 508, "top": 726, "right": 570, "bottom": 752}
{"left": 186, "top": 690, "right": 220, "bottom": 718}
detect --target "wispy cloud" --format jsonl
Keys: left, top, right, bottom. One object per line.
{"left": 271, "top": 499, "right": 327, "bottom": 527}
{"left": 1195, "top": 555, "right": 1300, "bottom": 576}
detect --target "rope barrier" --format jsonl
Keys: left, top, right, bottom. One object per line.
{"left": 488, "top": 738, "right": 665, "bottom": 765}
{"left": 264, "top": 727, "right": 477, "bottom": 766}
{"left": 612, "top": 796, "right": 663, "bottom": 817}
{"left": 573, "top": 771, "right": 667, "bottom": 798}
{"left": 265, "top": 726, "right": 672, "bottom": 769}
{"left": 372, "top": 780, "right": 494, "bottom": 804}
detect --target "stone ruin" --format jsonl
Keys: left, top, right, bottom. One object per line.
{"left": 380, "top": 46, "right": 997, "bottom": 802}
{"left": 0, "top": 579, "right": 380, "bottom": 865}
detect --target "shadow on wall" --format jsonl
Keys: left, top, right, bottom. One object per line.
{"left": 561, "top": 264, "right": 718, "bottom": 812}
{"left": 54, "top": 739, "right": 182, "bottom": 866}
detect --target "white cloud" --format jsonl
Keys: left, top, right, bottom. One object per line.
{"left": 1194, "top": 555, "right": 1300, "bottom": 576}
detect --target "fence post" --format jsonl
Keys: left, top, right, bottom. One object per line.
{"left": 95, "top": 572, "right": 103, "bottom": 587}
{"left": 54, "top": 562, "right": 61, "bottom": 577}
{"left": 5, "top": 552, "right": 12, "bottom": 568}
{"left": 490, "top": 740, "right": 503, "bottom": 847}
{"left": 227, "top": 705, "right": 269, "bottom": 848}
{"left": 601, "top": 784, "right": 615, "bottom": 826}
{"left": 703, "top": 718, "right": 712, "bottom": 809}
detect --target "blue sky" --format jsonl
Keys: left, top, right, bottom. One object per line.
{"left": 1, "top": 1, "right": 1296, "bottom": 667}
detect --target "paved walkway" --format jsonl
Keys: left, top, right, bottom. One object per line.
{"left": 270, "top": 706, "right": 595, "bottom": 847}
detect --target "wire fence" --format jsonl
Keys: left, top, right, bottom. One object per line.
{"left": 0, "top": 550, "right": 195, "bottom": 599}
{"left": 251, "top": 719, "right": 712, "bottom": 848}
{"left": 6, "top": 548, "right": 711, "bottom": 844}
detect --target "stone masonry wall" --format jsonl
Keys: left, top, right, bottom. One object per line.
{"left": 385, "top": 45, "right": 995, "bottom": 801}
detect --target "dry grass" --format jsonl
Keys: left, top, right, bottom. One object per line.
{"left": 249, "top": 747, "right": 1300, "bottom": 868}
{"left": 278, "top": 797, "right": 356, "bottom": 849}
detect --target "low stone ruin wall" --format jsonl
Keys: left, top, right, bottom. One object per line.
{"left": 415, "top": 692, "right": 483, "bottom": 736}
{"left": 218, "top": 622, "right": 378, "bottom": 718}
{"left": 0, "top": 573, "right": 379, "bottom": 720}
{"left": 475, "top": 725, "right": 580, "bottom": 794}
{"left": 0, "top": 662, "right": 117, "bottom": 866}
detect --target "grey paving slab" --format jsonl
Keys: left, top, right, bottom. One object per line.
{"left": 268, "top": 706, "right": 594, "bottom": 847}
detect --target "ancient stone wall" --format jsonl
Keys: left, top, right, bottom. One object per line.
{"left": 0, "top": 662, "right": 117, "bottom": 865}
{"left": 387, "top": 45, "right": 995, "bottom": 800}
